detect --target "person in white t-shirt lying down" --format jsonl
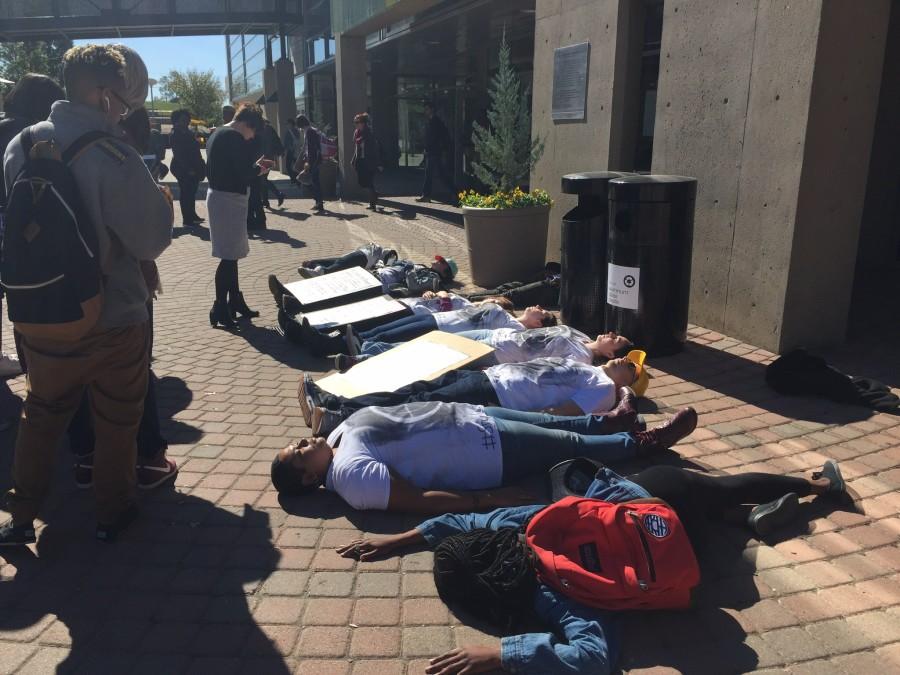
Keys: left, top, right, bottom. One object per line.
{"left": 270, "top": 401, "right": 698, "bottom": 512}
{"left": 299, "top": 351, "right": 653, "bottom": 437}
{"left": 334, "top": 324, "right": 634, "bottom": 372}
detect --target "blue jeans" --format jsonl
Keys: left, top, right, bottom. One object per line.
{"left": 359, "top": 313, "right": 437, "bottom": 343}
{"left": 489, "top": 409, "right": 636, "bottom": 483}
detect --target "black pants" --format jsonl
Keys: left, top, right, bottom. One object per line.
{"left": 263, "top": 175, "right": 284, "bottom": 203}
{"left": 176, "top": 174, "right": 200, "bottom": 224}
{"left": 304, "top": 250, "right": 368, "bottom": 274}
{"left": 629, "top": 466, "right": 813, "bottom": 546}
{"left": 318, "top": 369, "right": 499, "bottom": 420}
{"left": 247, "top": 176, "right": 266, "bottom": 229}
{"left": 422, "top": 153, "right": 454, "bottom": 198}
{"left": 467, "top": 279, "right": 560, "bottom": 309}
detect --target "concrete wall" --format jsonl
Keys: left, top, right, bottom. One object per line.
{"left": 530, "top": 0, "right": 632, "bottom": 259}
{"left": 652, "top": 0, "right": 889, "bottom": 351}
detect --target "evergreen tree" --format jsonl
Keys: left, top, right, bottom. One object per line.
{"left": 471, "top": 33, "right": 544, "bottom": 194}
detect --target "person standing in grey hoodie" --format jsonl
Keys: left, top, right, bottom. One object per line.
{"left": 0, "top": 44, "right": 173, "bottom": 546}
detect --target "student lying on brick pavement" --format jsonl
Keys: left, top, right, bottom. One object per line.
{"left": 268, "top": 276, "right": 516, "bottom": 357}
{"left": 270, "top": 400, "right": 698, "bottom": 512}
{"left": 298, "top": 352, "right": 651, "bottom": 437}
{"left": 335, "top": 460, "right": 848, "bottom": 674}
{"left": 334, "top": 324, "right": 634, "bottom": 373}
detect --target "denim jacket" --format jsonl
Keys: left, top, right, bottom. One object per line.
{"left": 416, "top": 468, "right": 650, "bottom": 674}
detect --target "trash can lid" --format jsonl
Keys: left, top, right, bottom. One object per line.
{"left": 608, "top": 174, "right": 697, "bottom": 202}
{"left": 561, "top": 171, "right": 634, "bottom": 196}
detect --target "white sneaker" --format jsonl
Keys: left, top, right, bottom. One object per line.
{"left": 0, "top": 354, "right": 23, "bottom": 378}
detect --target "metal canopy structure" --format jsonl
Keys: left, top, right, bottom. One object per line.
{"left": 0, "top": 1, "right": 303, "bottom": 41}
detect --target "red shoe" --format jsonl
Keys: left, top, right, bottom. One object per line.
{"left": 137, "top": 455, "right": 178, "bottom": 489}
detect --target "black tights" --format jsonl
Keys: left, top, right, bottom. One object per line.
{"left": 629, "top": 466, "right": 814, "bottom": 546}
{"left": 215, "top": 259, "right": 239, "bottom": 304}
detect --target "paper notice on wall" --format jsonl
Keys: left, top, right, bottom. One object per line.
{"left": 607, "top": 263, "right": 640, "bottom": 311}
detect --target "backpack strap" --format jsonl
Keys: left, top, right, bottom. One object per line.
{"left": 62, "top": 130, "right": 116, "bottom": 166}
{"left": 19, "top": 126, "right": 36, "bottom": 158}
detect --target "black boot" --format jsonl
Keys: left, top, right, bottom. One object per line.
{"left": 229, "top": 291, "right": 260, "bottom": 319}
{"left": 209, "top": 300, "right": 238, "bottom": 329}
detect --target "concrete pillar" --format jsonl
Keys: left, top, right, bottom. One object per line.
{"left": 275, "top": 57, "right": 297, "bottom": 137}
{"left": 335, "top": 33, "right": 368, "bottom": 200}
{"left": 529, "top": 0, "right": 633, "bottom": 260}
{"left": 651, "top": 0, "right": 890, "bottom": 351}
{"left": 262, "top": 66, "right": 278, "bottom": 122}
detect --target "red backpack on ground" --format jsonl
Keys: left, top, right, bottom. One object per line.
{"left": 524, "top": 497, "right": 701, "bottom": 610}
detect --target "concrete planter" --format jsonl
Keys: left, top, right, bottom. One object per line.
{"left": 462, "top": 204, "right": 550, "bottom": 288}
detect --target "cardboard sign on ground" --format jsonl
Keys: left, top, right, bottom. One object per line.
{"left": 284, "top": 266, "right": 383, "bottom": 310}
{"left": 316, "top": 331, "right": 494, "bottom": 398}
{"left": 303, "top": 294, "right": 411, "bottom": 331}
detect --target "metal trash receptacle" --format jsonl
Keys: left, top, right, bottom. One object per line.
{"left": 559, "top": 171, "right": 633, "bottom": 335}
{"left": 605, "top": 175, "right": 697, "bottom": 356}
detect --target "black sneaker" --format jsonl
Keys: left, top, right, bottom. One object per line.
{"left": 334, "top": 354, "right": 361, "bottom": 372}
{"left": 96, "top": 504, "right": 139, "bottom": 543}
{"left": 0, "top": 520, "right": 36, "bottom": 546}
{"left": 747, "top": 493, "right": 800, "bottom": 538}
{"left": 268, "top": 274, "right": 287, "bottom": 307}
{"left": 812, "top": 460, "right": 845, "bottom": 495}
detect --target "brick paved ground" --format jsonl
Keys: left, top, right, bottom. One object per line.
{"left": 1, "top": 194, "right": 898, "bottom": 674}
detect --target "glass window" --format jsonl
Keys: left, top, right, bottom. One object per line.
{"left": 246, "top": 69, "right": 264, "bottom": 94}
{"left": 294, "top": 75, "right": 306, "bottom": 99}
{"left": 271, "top": 37, "right": 282, "bottom": 62}
{"left": 328, "top": 37, "right": 336, "bottom": 58}
{"left": 246, "top": 49, "right": 266, "bottom": 75}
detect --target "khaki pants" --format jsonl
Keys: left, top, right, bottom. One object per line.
{"left": 7, "top": 323, "right": 150, "bottom": 524}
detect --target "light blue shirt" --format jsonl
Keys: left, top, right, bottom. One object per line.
{"left": 416, "top": 468, "right": 650, "bottom": 674}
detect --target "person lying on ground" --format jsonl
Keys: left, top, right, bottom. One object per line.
{"left": 270, "top": 400, "right": 698, "bottom": 513}
{"left": 335, "top": 325, "right": 633, "bottom": 372}
{"left": 345, "top": 302, "right": 557, "bottom": 353}
{"left": 299, "top": 354, "right": 650, "bottom": 436}
{"left": 268, "top": 279, "right": 513, "bottom": 358}
{"left": 335, "top": 460, "right": 847, "bottom": 674}
{"left": 296, "top": 246, "right": 458, "bottom": 297}
{"left": 464, "top": 261, "right": 561, "bottom": 309}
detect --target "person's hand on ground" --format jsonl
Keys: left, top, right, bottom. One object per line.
{"left": 426, "top": 646, "right": 502, "bottom": 675}
{"left": 336, "top": 529, "right": 424, "bottom": 561}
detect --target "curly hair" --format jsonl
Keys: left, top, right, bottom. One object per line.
{"left": 433, "top": 528, "right": 537, "bottom": 628}
{"left": 61, "top": 44, "right": 126, "bottom": 100}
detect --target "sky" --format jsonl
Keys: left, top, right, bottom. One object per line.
{"left": 73, "top": 36, "right": 228, "bottom": 88}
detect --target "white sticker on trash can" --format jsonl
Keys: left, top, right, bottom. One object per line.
{"left": 607, "top": 264, "right": 640, "bottom": 310}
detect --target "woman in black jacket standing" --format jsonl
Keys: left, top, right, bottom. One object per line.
{"left": 169, "top": 108, "right": 205, "bottom": 226}
{"left": 205, "top": 103, "right": 272, "bottom": 328}
{"left": 352, "top": 113, "right": 382, "bottom": 211}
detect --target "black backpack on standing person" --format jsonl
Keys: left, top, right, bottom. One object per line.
{"left": 1, "top": 127, "right": 112, "bottom": 340}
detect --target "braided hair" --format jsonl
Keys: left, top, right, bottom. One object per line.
{"left": 433, "top": 528, "right": 537, "bottom": 628}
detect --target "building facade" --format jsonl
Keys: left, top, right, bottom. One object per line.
{"left": 222, "top": 0, "right": 898, "bottom": 353}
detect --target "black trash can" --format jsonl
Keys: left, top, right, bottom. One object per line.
{"left": 605, "top": 175, "right": 697, "bottom": 356}
{"left": 559, "top": 171, "right": 634, "bottom": 335}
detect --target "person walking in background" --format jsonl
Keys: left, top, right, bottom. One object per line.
{"left": 260, "top": 119, "right": 285, "bottom": 208}
{"left": 352, "top": 112, "right": 382, "bottom": 211}
{"left": 283, "top": 117, "right": 301, "bottom": 185}
{"left": 205, "top": 103, "right": 272, "bottom": 329}
{"left": 222, "top": 104, "right": 235, "bottom": 124}
{"left": 295, "top": 115, "right": 324, "bottom": 212}
{"left": 169, "top": 108, "right": 205, "bottom": 226}
{"left": 0, "top": 44, "right": 173, "bottom": 545}
{"left": 0, "top": 74, "right": 65, "bottom": 382}
{"left": 418, "top": 100, "right": 454, "bottom": 203}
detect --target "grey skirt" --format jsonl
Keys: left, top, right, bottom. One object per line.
{"left": 207, "top": 188, "right": 250, "bottom": 260}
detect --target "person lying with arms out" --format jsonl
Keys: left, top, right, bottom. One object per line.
{"left": 299, "top": 352, "right": 650, "bottom": 436}
{"left": 270, "top": 400, "right": 698, "bottom": 513}
{"left": 335, "top": 460, "right": 847, "bottom": 674}
{"left": 335, "top": 324, "right": 634, "bottom": 373}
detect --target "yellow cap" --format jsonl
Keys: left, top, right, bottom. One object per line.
{"left": 626, "top": 349, "right": 649, "bottom": 397}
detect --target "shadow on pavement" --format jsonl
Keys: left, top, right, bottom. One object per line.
{"left": 231, "top": 322, "right": 331, "bottom": 373}
{"left": 248, "top": 229, "right": 307, "bottom": 250}
{"left": 378, "top": 198, "right": 463, "bottom": 227}
{"left": 156, "top": 375, "right": 203, "bottom": 445}
{"left": 0, "top": 499, "right": 285, "bottom": 673}
{"left": 654, "top": 341, "right": 876, "bottom": 424}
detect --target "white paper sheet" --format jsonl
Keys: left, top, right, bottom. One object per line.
{"left": 304, "top": 295, "right": 407, "bottom": 329}
{"left": 285, "top": 266, "right": 381, "bottom": 306}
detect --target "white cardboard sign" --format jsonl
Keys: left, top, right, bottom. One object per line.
{"left": 607, "top": 263, "right": 640, "bottom": 311}
{"left": 285, "top": 266, "right": 381, "bottom": 306}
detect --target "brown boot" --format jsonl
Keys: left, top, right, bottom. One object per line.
{"left": 598, "top": 387, "right": 638, "bottom": 433}
{"left": 633, "top": 408, "right": 698, "bottom": 455}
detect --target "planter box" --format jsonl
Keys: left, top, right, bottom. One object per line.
{"left": 462, "top": 204, "right": 550, "bottom": 288}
